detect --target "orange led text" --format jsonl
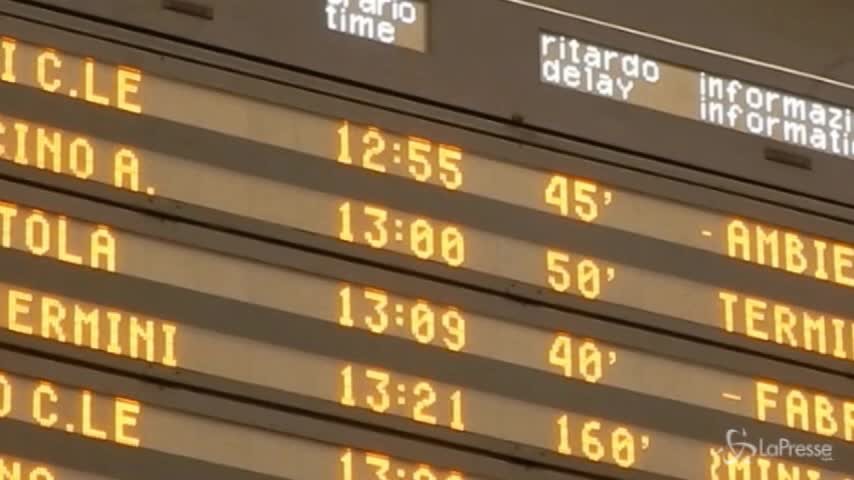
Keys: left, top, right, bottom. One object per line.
{"left": 2, "top": 285, "right": 177, "bottom": 367}
{"left": 727, "top": 219, "right": 854, "bottom": 288}
{"left": 719, "top": 291, "right": 853, "bottom": 362}
{"left": 0, "top": 201, "right": 116, "bottom": 271}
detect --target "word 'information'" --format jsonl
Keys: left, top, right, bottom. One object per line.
{"left": 539, "top": 32, "right": 854, "bottom": 160}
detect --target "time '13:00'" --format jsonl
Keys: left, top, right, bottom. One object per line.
{"left": 339, "top": 202, "right": 466, "bottom": 266}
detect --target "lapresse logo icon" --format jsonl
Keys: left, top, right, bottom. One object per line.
{"left": 717, "top": 428, "right": 835, "bottom": 465}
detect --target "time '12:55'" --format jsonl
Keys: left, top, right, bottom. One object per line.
{"left": 337, "top": 122, "right": 463, "bottom": 190}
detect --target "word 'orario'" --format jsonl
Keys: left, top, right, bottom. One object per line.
{"left": 325, "top": 0, "right": 426, "bottom": 51}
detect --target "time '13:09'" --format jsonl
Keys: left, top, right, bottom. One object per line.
{"left": 338, "top": 202, "right": 466, "bottom": 267}
{"left": 340, "top": 365, "right": 465, "bottom": 431}
{"left": 338, "top": 285, "right": 467, "bottom": 352}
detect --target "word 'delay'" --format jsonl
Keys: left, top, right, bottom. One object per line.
{"left": 325, "top": 0, "right": 428, "bottom": 52}
{"left": 540, "top": 33, "right": 661, "bottom": 101}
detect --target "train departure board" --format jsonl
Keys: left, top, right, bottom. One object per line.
{"left": 0, "top": 3, "right": 852, "bottom": 480}
{"left": 16, "top": 0, "right": 854, "bottom": 207}
{"left": 0, "top": 35, "right": 853, "bottom": 370}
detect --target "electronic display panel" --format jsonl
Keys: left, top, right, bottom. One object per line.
{"left": 2, "top": 113, "right": 853, "bottom": 369}
{"left": 324, "top": 0, "right": 428, "bottom": 51}
{"left": 0, "top": 372, "right": 474, "bottom": 480}
{"left": 0, "top": 9, "right": 850, "bottom": 480}
{"left": 1, "top": 35, "right": 854, "bottom": 292}
{"left": 0, "top": 369, "right": 851, "bottom": 480}
{"left": 540, "top": 31, "right": 854, "bottom": 162}
{"left": 0, "top": 203, "right": 852, "bottom": 446}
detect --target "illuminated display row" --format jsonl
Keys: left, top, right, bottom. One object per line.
{"left": 0, "top": 368, "right": 851, "bottom": 480}
{"left": 1, "top": 455, "right": 113, "bottom": 480}
{"left": 0, "top": 374, "right": 471, "bottom": 480}
{"left": 1, "top": 35, "right": 853, "bottom": 292}
{"left": 0, "top": 202, "right": 852, "bottom": 445}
